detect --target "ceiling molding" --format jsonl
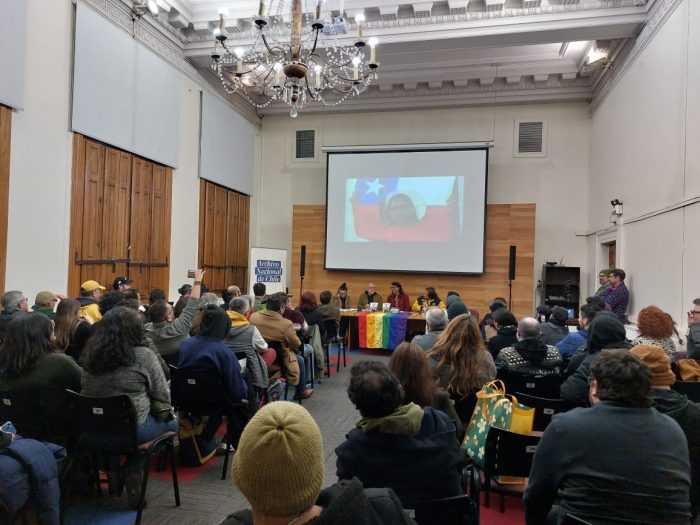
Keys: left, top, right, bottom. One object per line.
{"left": 590, "top": 0, "right": 684, "bottom": 112}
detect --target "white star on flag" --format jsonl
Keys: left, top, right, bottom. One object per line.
{"left": 364, "top": 178, "right": 384, "bottom": 197}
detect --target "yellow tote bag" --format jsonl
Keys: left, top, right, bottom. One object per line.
{"left": 496, "top": 394, "right": 535, "bottom": 485}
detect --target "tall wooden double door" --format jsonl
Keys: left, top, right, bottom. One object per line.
{"left": 68, "top": 134, "right": 172, "bottom": 297}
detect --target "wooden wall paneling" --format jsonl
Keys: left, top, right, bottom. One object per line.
{"left": 0, "top": 106, "right": 12, "bottom": 294}
{"left": 202, "top": 182, "right": 216, "bottom": 288}
{"left": 149, "top": 165, "right": 172, "bottom": 294}
{"left": 129, "top": 158, "right": 153, "bottom": 294}
{"left": 101, "top": 148, "right": 131, "bottom": 284}
{"left": 68, "top": 134, "right": 87, "bottom": 295}
{"left": 78, "top": 139, "right": 107, "bottom": 288}
{"left": 238, "top": 196, "right": 250, "bottom": 292}
{"left": 290, "top": 204, "right": 536, "bottom": 320}
{"left": 212, "top": 185, "right": 228, "bottom": 291}
{"left": 225, "top": 192, "right": 239, "bottom": 289}
{"left": 198, "top": 179, "right": 207, "bottom": 269}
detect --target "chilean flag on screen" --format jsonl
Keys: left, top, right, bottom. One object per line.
{"left": 350, "top": 176, "right": 461, "bottom": 242}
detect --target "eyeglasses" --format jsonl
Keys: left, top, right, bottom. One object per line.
{"left": 692, "top": 310, "right": 700, "bottom": 315}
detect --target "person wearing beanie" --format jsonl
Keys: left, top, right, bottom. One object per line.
{"left": 223, "top": 401, "right": 414, "bottom": 525}
{"left": 444, "top": 291, "right": 461, "bottom": 308}
{"left": 446, "top": 300, "right": 469, "bottom": 321}
{"left": 178, "top": 305, "right": 248, "bottom": 456}
{"left": 335, "top": 361, "right": 464, "bottom": 507}
{"left": 630, "top": 344, "right": 700, "bottom": 517}
{"left": 539, "top": 306, "right": 570, "bottom": 346}
{"left": 561, "top": 314, "right": 631, "bottom": 406}
{"left": 332, "top": 282, "right": 352, "bottom": 310}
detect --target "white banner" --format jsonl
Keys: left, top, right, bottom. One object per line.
{"left": 249, "top": 247, "right": 287, "bottom": 295}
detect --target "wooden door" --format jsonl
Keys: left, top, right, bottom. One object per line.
{"left": 608, "top": 241, "right": 617, "bottom": 269}
{"left": 0, "top": 105, "right": 11, "bottom": 294}
{"left": 68, "top": 134, "right": 172, "bottom": 298}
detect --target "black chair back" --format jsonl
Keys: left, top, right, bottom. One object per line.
{"left": 504, "top": 374, "right": 562, "bottom": 399}
{"left": 265, "top": 340, "right": 287, "bottom": 371}
{"left": 169, "top": 365, "right": 229, "bottom": 415}
{"left": 65, "top": 389, "right": 139, "bottom": 452}
{"left": 484, "top": 426, "right": 540, "bottom": 478}
{"left": 322, "top": 319, "right": 339, "bottom": 341}
{"left": 407, "top": 494, "right": 479, "bottom": 525}
{"left": 0, "top": 386, "right": 70, "bottom": 443}
{"left": 672, "top": 381, "right": 700, "bottom": 403}
{"left": 515, "top": 392, "right": 570, "bottom": 432}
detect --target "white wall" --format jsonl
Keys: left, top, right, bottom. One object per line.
{"left": 254, "top": 102, "right": 592, "bottom": 300}
{"left": 589, "top": 0, "right": 699, "bottom": 326}
{"left": 4, "top": 0, "right": 257, "bottom": 303}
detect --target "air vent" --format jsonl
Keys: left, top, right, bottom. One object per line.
{"left": 295, "top": 130, "right": 315, "bottom": 159}
{"left": 518, "top": 121, "right": 543, "bottom": 154}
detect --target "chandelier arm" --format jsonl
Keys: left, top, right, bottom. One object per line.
{"left": 260, "top": 33, "right": 286, "bottom": 58}
{"left": 307, "top": 28, "right": 322, "bottom": 58}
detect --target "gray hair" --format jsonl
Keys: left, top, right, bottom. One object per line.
{"left": 518, "top": 317, "right": 541, "bottom": 340}
{"left": 426, "top": 306, "right": 447, "bottom": 330}
{"left": 229, "top": 296, "right": 249, "bottom": 314}
{"left": 198, "top": 293, "right": 220, "bottom": 310}
{"left": 1, "top": 290, "right": 25, "bottom": 311}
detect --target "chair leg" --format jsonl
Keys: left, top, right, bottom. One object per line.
{"left": 221, "top": 428, "right": 232, "bottom": 480}
{"left": 324, "top": 344, "right": 330, "bottom": 378}
{"left": 169, "top": 442, "right": 180, "bottom": 506}
{"left": 342, "top": 341, "right": 346, "bottom": 368}
{"left": 499, "top": 493, "right": 505, "bottom": 513}
{"left": 336, "top": 338, "right": 341, "bottom": 373}
{"left": 135, "top": 461, "right": 149, "bottom": 525}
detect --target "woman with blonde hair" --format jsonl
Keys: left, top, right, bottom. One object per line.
{"left": 427, "top": 313, "right": 496, "bottom": 421}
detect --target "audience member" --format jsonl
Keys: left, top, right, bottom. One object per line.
{"left": 601, "top": 268, "right": 630, "bottom": 322}
{"left": 388, "top": 342, "right": 464, "bottom": 439}
{"left": 224, "top": 296, "right": 271, "bottom": 400}
{"left": 387, "top": 282, "right": 410, "bottom": 312}
{"left": 411, "top": 306, "right": 447, "bottom": 351}
{"left": 112, "top": 276, "right": 132, "bottom": 292}
{"left": 0, "top": 290, "right": 29, "bottom": 342}
{"left": 495, "top": 317, "right": 563, "bottom": 387}
{"left": 594, "top": 269, "right": 612, "bottom": 296}
{"left": 481, "top": 297, "right": 507, "bottom": 340}
{"left": 535, "top": 304, "right": 551, "bottom": 323}
{"left": 222, "top": 285, "right": 241, "bottom": 308}
{"left": 82, "top": 307, "right": 177, "bottom": 509}
{"left": 0, "top": 313, "right": 82, "bottom": 442}
{"left": 252, "top": 283, "right": 267, "bottom": 312}
{"left": 146, "top": 269, "right": 203, "bottom": 366}
{"left": 178, "top": 305, "right": 248, "bottom": 456}
{"left": 630, "top": 344, "right": 700, "bottom": 517}
{"left": 357, "top": 283, "right": 382, "bottom": 311}
{"left": 173, "top": 283, "right": 192, "bottom": 318}
{"left": 445, "top": 291, "right": 461, "bottom": 308}
{"left": 250, "top": 293, "right": 313, "bottom": 400}
{"left": 53, "top": 298, "right": 92, "bottom": 362}
{"left": 411, "top": 287, "right": 445, "bottom": 312}
{"left": 149, "top": 287, "right": 166, "bottom": 306}
{"left": 427, "top": 313, "right": 496, "bottom": 400}
{"left": 688, "top": 298, "right": 700, "bottom": 360}
{"left": 78, "top": 280, "right": 105, "bottom": 323}
{"left": 281, "top": 293, "right": 307, "bottom": 330}
{"left": 317, "top": 290, "right": 341, "bottom": 325}
{"left": 585, "top": 295, "right": 608, "bottom": 311}
{"left": 556, "top": 303, "right": 600, "bottom": 361}
{"left": 538, "top": 306, "right": 570, "bottom": 346}
{"left": 190, "top": 292, "right": 221, "bottom": 335}
{"left": 332, "top": 282, "right": 351, "bottom": 309}
{"left": 336, "top": 361, "right": 463, "bottom": 506}
{"left": 561, "top": 313, "right": 630, "bottom": 406}
{"left": 123, "top": 289, "right": 148, "bottom": 324}
{"left": 486, "top": 308, "right": 518, "bottom": 360}
{"left": 298, "top": 291, "right": 326, "bottom": 340}
{"left": 632, "top": 305, "right": 677, "bottom": 360}
{"left": 223, "top": 401, "right": 414, "bottom": 525}
{"left": 31, "top": 291, "right": 59, "bottom": 317}
{"left": 446, "top": 300, "right": 469, "bottom": 321}
{"left": 524, "top": 349, "right": 691, "bottom": 525}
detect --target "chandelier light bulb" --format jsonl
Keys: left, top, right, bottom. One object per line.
{"left": 368, "top": 37, "right": 378, "bottom": 48}
{"left": 218, "top": 7, "right": 229, "bottom": 17}
{"left": 234, "top": 47, "right": 245, "bottom": 58}
{"left": 290, "top": 108, "right": 298, "bottom": 118}
{"left": 147, "top": 0, "right": 158, "bottom": 14}
{"left": 368, "top": 37, "right": 378, "bottom": 61}
{"left": 352, "top": 56, "right": 361, "bottom": 80}
{"left": 355, "top": 13, "right": 365, "bottom": 24}
{"left": 351, "top": 56, "right": 361, "bottom": 66}
{"left": 213, "top": 27, "right": 221, "bottom": 36}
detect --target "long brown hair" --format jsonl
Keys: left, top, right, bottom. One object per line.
{"left": 427, "top": 313, "right": 486, "bottom": 396}
{"left": 388, "top": 342, "right": 437, "bottom": 407}
{"left": 53, "top": 299, "right": 83, "bottom": 350}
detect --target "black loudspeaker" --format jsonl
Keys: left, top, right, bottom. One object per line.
{"left": 300, "top": 245, "right": 306, "bottom": 277}
{"left": 508, "top": 245, "right": 516, "bottom": 281}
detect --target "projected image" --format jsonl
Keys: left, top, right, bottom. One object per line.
{"left": 345, "top": 176, "right": 464, "bottom": 242}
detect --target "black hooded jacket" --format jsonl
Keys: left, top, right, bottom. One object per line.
{"left": 494, "top": 338, "right": 563, "bottom": 383}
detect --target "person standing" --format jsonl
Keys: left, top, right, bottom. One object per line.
{"left": 594, "top": 269, "right": 612, "bottom": 296}
{"left": 601, "top": 269, "right": 629, "bottom": 323}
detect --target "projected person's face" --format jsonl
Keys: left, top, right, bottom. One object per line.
{"left": 387, "top": 193, "right": 418, "bottom": 227}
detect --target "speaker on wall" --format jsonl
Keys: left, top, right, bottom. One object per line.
{"left": 508, "top": 245, "right": 516, "bottom": 281}
{"left": 300, "top": 245, "right": 306, "bottom": 277}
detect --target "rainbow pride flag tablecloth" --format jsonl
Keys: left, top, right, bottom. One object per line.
{"left": 357, "top": 311, "right": 412, "bottom": 349}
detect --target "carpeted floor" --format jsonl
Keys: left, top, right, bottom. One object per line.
{"left": 64, "top": 349, "right": 525, "bottom": 525}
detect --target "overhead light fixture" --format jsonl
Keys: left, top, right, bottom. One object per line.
{"left": 585, "top": 42, "right": 611, "bottom": 71}
{"left": 210, "top": 0, "right": 379, "bottom": 116}
{"left": 131, "top": 0, "right": 158, "bottom": 19}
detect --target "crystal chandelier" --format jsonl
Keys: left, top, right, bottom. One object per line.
{"left": 210, "top": 0, "right": 379, "bottom": 117}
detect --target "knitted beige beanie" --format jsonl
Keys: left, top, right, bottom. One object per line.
{"left": 232, "top": 401, "right": 324, "bottom": 517}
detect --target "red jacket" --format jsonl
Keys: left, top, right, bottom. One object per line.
{"left": 387, "top": 292, "right": 411, "bottom": 312}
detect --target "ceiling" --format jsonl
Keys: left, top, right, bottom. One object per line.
{"left": 144, "top": 0, "right": 653, "bottom": 115}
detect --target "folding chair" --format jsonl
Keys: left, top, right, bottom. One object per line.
{"left": 65, "top": 390, "right": 179, "bottom": 525}
{"left": 405, "top": 494, "right": 479, "bottom": 525}
{"left": 266, "top": 340, "right": 303, "bottom": 405}
{"left": 515, "top": 392, "right": 571, "bottom": 432}
{"left": 672, "top": 381, "right": 700, "bottom": 403}
{"left": 503, "top": 374, "right": 562, "bottom": 400}
{"left": 0, "top": 386, "right": 73, "bottom": 446}
{"left": 170, "top": 365, "right": 246, "bottom": 479}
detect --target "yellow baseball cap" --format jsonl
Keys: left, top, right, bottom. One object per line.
{"left": 81, "top": 280, "right": 106, "bottom": 292}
